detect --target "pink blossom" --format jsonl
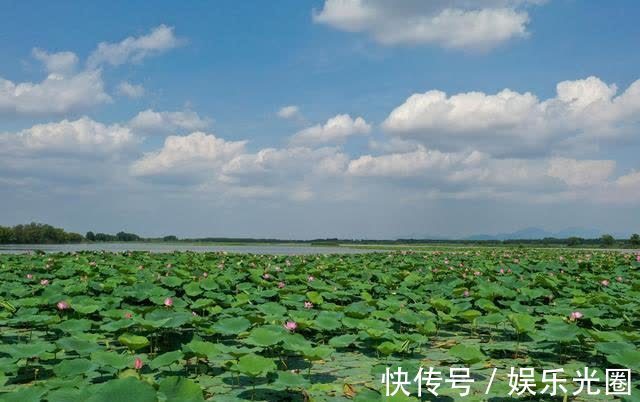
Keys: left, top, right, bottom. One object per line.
{"left": 499, "top": 268, "right": 505, "bottom": 274}
{"left": 56, "top": 301, "right": 70, "bottom": 311}
{"left": 473, "top": 271, "right": 481, "bottom": 276}
{"left": 307, "top": 275, "right": 315, "bottom": 282}
{"left": 89, "top": 261, "right": 96, "bottom": 267}
{"left": 26, "top": 274, "right": 33, "bottom": 279}
{"left": 283, "top": 321, "right": 297, "bottom": 332}
{"left": 164, "top": 297, "right": 174, "bottom": 307}
{"left": 636, "top": 254, "right": 640, "bottom": 262}
{"left": 134, "top": 357, "right": 144, "bottom": 370}
{"left": 124, "top": 312, "right": 133, "bottom": 319}
{"left": 616, "top": 276, "right": 623, "bottom": 282}
{"left": 277, "top": 281, "right": 286, "bottom": 289}
{"left": 202, "top": 272, "right": 208, "bottom": 278}
{"left": 569, "top": 311, "right": 583, "bottom": 321}
{"left": 262, "top": 273, "right": 271, "bottom": 280}
{"left": 304, "top": 301, "right": 313, "bottom": 309}
{"left": 40, "top": 279, "right": 49, "bottom": 286}
{"left": 463, "top": 290, "right": 470, "bottom": 297}
{"left": 601, "top": 279, "right": 610, "bottom": 287}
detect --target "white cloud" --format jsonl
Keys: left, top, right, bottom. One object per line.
{"left": 0, "top": 70, "right": 110, "bottom": 116}
{"left": 0, "top": 117, "right": 136, "bottom": 155}
{"left": 87, "top": 25, "right": 182, "bottom": 68}
{"left": 130, "top": 132, "right": 247, "bottom": 178}
{"left": 129, "top": 109, "right": 211, "bottom": 135}
{"left": 290, "top": 114, "right": 371, "bottom": 146}
{"left": 32, "top": 48, "right": 79, "bottom": 75}
{"left": 383, "top": 76, "right": 640, "bottom": 156}
{"left": 277, "top": 105, "right": 302, "bottom": 120}
{"left": 117, "top": 81, "right": 145, "bottom": 98}
{"left": 313, "top": 0, "right": 543, "bottom": 50}
{"left": 547, "top": 158, "right": 615, "bottom": 187}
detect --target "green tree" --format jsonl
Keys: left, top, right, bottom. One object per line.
{"left": 86, "top": 231, "right": 96, "bottom": 241}
{"left": 601, "top": 234, "right": 615, "bottom": 247}
{"left": 567, "top": 237, "right": 583, "bottom": 247}
{"left": 630, "top": 233, "right": 640, "bottom": 246}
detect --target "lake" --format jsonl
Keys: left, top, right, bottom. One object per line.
{"left": 0, "top": 243, "right": 378, "bottom": 255}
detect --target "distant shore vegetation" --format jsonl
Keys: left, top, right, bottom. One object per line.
{"left": 1, "top": 222, "right": 639, "bottom": 248}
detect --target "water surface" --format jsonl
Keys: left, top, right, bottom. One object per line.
{"left": 0, "top": 243, "right": 377, "bottom": 255}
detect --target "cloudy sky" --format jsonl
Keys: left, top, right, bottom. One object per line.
{"left": 1, "top": 1, "right": 639, "bottom": 239}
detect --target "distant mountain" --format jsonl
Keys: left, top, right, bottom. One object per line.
{"left": 465, "top": 227, "right": 602, "bottom": 241}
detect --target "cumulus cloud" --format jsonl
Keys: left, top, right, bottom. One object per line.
{"left": 87, "top": 25, "right": 183, "bottom": 68}
{"left": 130, "top": 132, "right": 247, "bottom": 178}
{"left": 547, "top": 158, "right": 616, "bottom": 187}
{"left": 290, "top": 114, "right": 371, "bottom": 146}
{"left": 129, "top": 109, "right": 211, "bottom": 135}
{"left": 277, "top": 105, "right": 302, "bottom": 120}
{"left": 0, "top": 117, "right": 136, "bottom": 155}
{"left": 313, "top": 0, "right": 543, "bottom": 50}
{"left": 383, "top": 76, "right": 640, "bottom": 156}
{"left": 117, "top": 81, "right": 145, "bottom": 98}
{"left": 0, "top": 70, "right": 110, "bottom": 117}
{"left": 32, "top": 48, "right": 79, "bottom": 75}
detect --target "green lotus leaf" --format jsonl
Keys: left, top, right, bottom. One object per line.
{"left": 271, "top": 371, "right": 310, "bottom": 390}
{"left": 449, "top": 344, "right": 486, "bottom": 364}
{"left": 508, "top": 313, "right": 537, "bottom": 334}
{"left": 53, "top": 358, "right": 96, "bottom": 378}
{"left": 234, "top": 354, "right": 277, "bottom": 377}
{"left": 87, "top": 377, "right": 157, "bottom": 402}
{"left": 244, "top": 325, "right": 286, "bottom": 346}
{"left": 90, "top": 351, "right": 133, "bottom": 370}
{"left": 328, "top": 334, "right": 358, "bottom": 348}
{"left": 158, "top": 376, "right": 205, "bottom": 402}
{"left": 213, "top": 316, "right": 251, "bottom": 335}
{"left": 118, "top": 333, "right": 150, "bottom": 350}
{"left": 183, "top": 340, "right": 221, "bottom": 358}
{"left": 149, "top": 350, "right": 183, "bottom": 369}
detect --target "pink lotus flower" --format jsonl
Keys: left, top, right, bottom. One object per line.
{"left": 124, "top": 312, "right": 133, "bottom": 319}
{"left": 616, "top": 276, "right": 623, "bottom": 282}
{"left": 474, "top": 271, "right": 481, "bottom": 276}
{"left": 202, "top": 272, "right": 208, "bottom": 278}
{"left": 569, "top": 311, "right": 583, "bottom": 321}
{"left": 277, "top": 281, "right": 286, "bottom": 289}
{"left": 274, "top": 266, "right": 282, "bottom": 272}
{"left": 134, "top": 357, "right": 144, "bottom": 370}
{"left": 138, "top": 265, "right": 144, "bottom": 270}
{"left": 307, "top": 275, "right": 315, "bottom": 282}
{"left": 262, "top": 273, "right": 271, "bottom": 280}
{"left": 40, "top": 279, "right": 49, "bottom": 286}
{"left": 57, "top": 301, "right": 70, "bottom": 311}
{"left": 463, "top": 290, "right": 470, "bottom": 297}
{"left": 283, "top": 321, "right": 297, "bottom": 332}
{"left": 636, "top": 254, "right": 640, "bottom": 262}
{"left": 601, "top": 279, "right": 610, "bottom": 287}
{"left": 164, "top": 297, "right": 174, "bottom": 307}
{"left": 304, "top": 301, "right": 313, "bottom": 309}
{"left": 499, "top": 268, "right": 505, "bottom": 274}
{"left": 89, "top": 261, "right": 96, "bottom": 267}
{"left": 26, "top": 274, "right": 33, "bottom": 279}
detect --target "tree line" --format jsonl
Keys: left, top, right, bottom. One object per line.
{"left": 0, "top": 222, "right": 639, "bottom": 247}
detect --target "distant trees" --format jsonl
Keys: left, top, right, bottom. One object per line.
{"left": 86, "top": 231, "right": 96, "bottom": 241}
{"left": 567, "top": 237, "right": 583, "bottom": 247}
{"left": 163, "top": 235, "right": 178, "bottom": 242}
{"left": 0, "top": 223, "right": 83, "bottom": 244}
{"left": 601, "top": 234, "right": 615, "bottom": 247}
{"left": 631, "top": 233, "right": 640, "bottom": 246}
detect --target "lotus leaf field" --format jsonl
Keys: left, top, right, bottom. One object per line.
{"left": 0, "top": 249, "right": 639, "bottom": 401}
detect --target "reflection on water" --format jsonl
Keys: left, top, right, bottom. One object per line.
{"left": 0, "top": 243, "right": 376, "bottom": 255}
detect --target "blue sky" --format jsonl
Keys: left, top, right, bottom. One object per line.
{"left": 1, "top": 1, "right": 639, "bottom": 238}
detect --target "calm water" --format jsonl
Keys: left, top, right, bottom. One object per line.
{"left": 0, "top": 243, "right": 376, "bottom": 255}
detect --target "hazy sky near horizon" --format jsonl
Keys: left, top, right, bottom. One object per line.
{"left": 1, "top": 1, "right": 639, "bottom": 239}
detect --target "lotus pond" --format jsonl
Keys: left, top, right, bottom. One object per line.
{"left": 0, "top": 249, "right": 639, "bottom": 401}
